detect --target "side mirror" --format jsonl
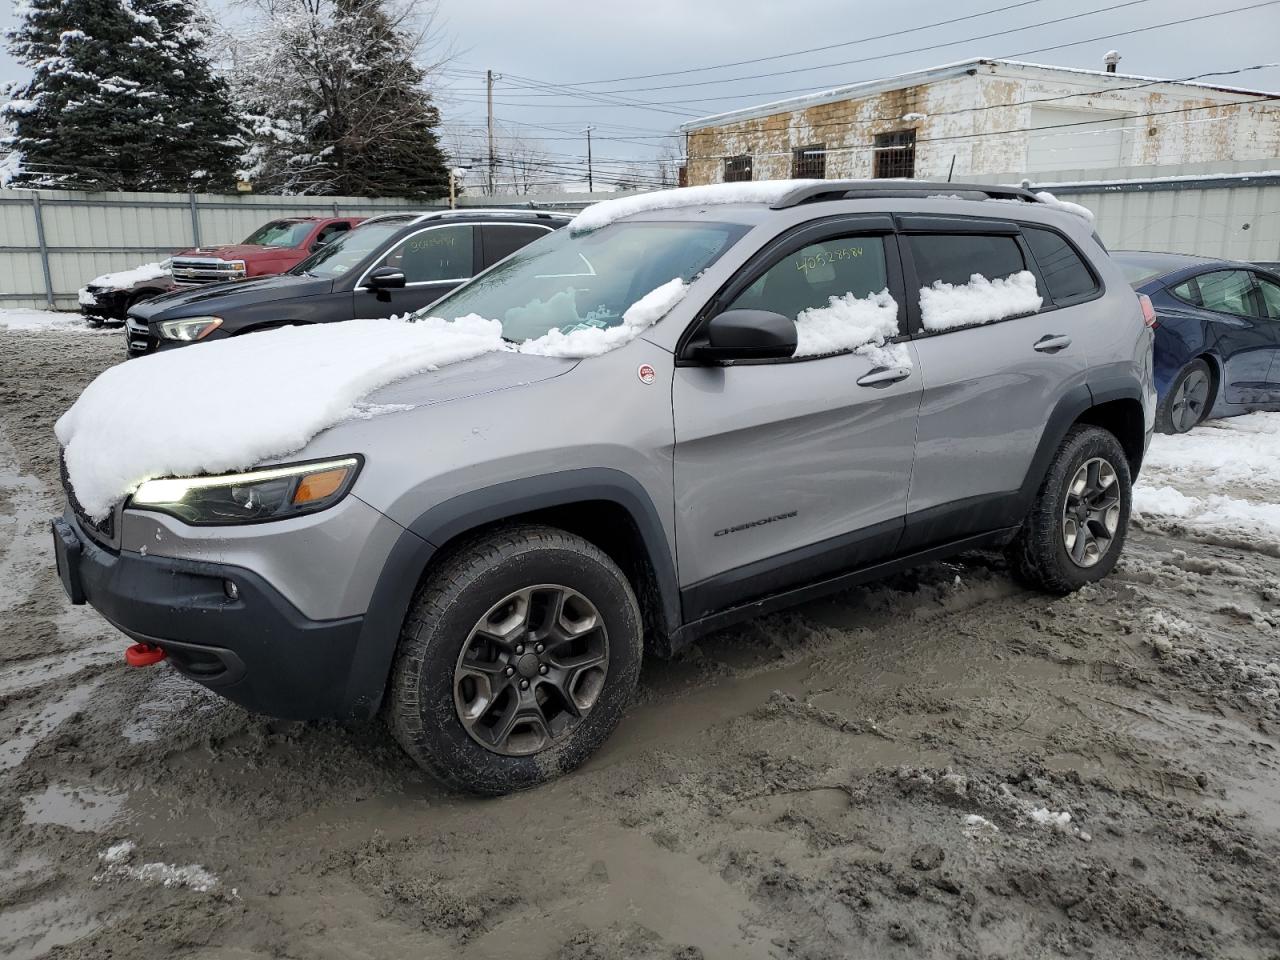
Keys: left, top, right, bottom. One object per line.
{"left": 695, "top": 309, "right": 797, "bottom": 363}
{"left": 366, "top": 266, "right": 406, "bottom": 290}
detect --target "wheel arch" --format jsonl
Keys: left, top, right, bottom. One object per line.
{"left": 339, "top": 469, "right": 680, "bottom": 721}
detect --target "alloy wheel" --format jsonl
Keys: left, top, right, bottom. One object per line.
{"left": 1170, "top": 368, "right": 1210, "bottom": 433}
{"left": 453, "top": 584, "right": 609, "bottom": 757}
{"left": 1061, "top": 457, "right": 1122, "bottom": 568}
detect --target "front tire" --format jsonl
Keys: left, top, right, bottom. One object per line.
{"left": 1008, "top": 425, "right": 1132, "bottom": 594}
{"left": 1157, "top": 358, "right": 1212, "bottom": 434}
{"left": 387, "top": 525, "right": 643, "bottom": 795}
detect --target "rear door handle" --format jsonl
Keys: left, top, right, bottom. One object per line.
{"left": 1033, "top": 334, "right": 1072, "bottom": 353}
{"left": 856, "top": 366, "right": 911, "bottom": 387}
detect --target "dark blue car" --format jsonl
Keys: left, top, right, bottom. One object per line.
{"left": 1113, "top": 251, "right": 1280, "bottom": 433}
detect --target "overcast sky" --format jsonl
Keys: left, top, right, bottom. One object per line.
{"left": 4, "top": 0, "right": 1279, "bottom": 183}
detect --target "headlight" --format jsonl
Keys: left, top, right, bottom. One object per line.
{"left": 130, "top": 457, "right": 361, "bottom": 525}
{"left": 230, "top": 260, "right": 246, "bottom": 272}
{"left": 158, "top": 316, "right": 222, "bottom": 341}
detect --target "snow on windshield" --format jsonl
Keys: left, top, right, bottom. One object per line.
{"left": 57, "top": 279, "right": 693, "bottom": 518}
{"left": 919, "top": 271, "right": 1042, "bottom": 331}
{"left": 569, "top": 180, "right": 821, "bottom": 235}
{"left": 518, "top": 278, "right": 687, "bottom": 358}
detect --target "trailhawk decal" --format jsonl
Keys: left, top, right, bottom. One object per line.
{"left": 714, "top": 510, "right": 798, "bottom": 537}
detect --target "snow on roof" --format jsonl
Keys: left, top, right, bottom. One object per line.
{"left": 569, "top": 180, "right": 819, "bottom": 234}
{"left": 680, "top": 58, "right": 1280, "bottom": 131}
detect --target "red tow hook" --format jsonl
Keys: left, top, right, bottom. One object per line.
{"left": 124, "top": 643, "right": 166, "bottom": 667}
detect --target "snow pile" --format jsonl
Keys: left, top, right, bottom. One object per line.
{"left": 0, "top": 309, "right": 102, "bottom": 333}
{"left": 1028, "top": 807, "right": 1072, "bottom": 831}
{"left": 95, "top": 840, "right": 220, "bottom": 894}
{"left": 1133, "top": 413, "right": 1280, "bottom": 547}
{"left": 57, "top": 315, "right": 506, "bottom": 520}
{"left": 792, "top": 288, "right": 902, "bottom": 361}
{"left": 918, "top": 271, "right": 1042, "bottom": 331}
{"left": 569, "top": 180, "right": 821, "bottom": 234}
{"left": 84, "top": 261, "right": 171, "bottom": 293}
{"left": 962, "top": 814, "right": 1000, "bottom": 839}
{"left": 519, "top": 278, "right": 687, "bottom": 358}
{"left": 1034, "top": 191, "right": 1095, "bottom": 225}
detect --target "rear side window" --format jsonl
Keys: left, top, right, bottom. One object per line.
{"left": 1185, "top": 270, "right": 1257, "bottom": 318}
{"left": 483, "top": 224, "right": 550, "bottom": 267}
{"left": 908, "top": 233, "right": 1042, "bottom": 332}
{"left": 1022, "top": 227, "right": 1099, "bottom": 303}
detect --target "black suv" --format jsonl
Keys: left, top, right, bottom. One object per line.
{"left": 124, "top": 209, "right": 570, "bottom": 356}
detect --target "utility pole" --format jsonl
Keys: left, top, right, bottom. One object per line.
{"left": 585, "top": 125, "right": 594, "bottom": 193}
{"left": 486, "top": 69, "right": 496, "bottom": 197}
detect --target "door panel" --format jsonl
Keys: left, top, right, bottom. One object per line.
{"left": 1183, "top": 270, "right": 1277, "bottom": 404}
{"left": 673, "top": 350, "right": 921, "bottom": 615}
{"left": 902, "top": 230, "right": 1089, "bottom": 548}
{"left": 673, "top": 227, "right": 920, "bottom": 617}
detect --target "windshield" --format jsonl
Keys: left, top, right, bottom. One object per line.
{"left": 289, "top": 222, "right": 408, "bottom": 279}
{"left": 242, "top": 220, "right": 315, "bottom": 248}
{"left": 424, "top": 221, "right": 748, "bottom": 341}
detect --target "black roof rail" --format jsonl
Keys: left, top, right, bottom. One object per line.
{"left": 769, "top": 180, "right": 1041, "bottom": 209}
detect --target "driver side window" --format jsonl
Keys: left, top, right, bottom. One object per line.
{"left": 377, "top": 225, "right": 475, "bottom": 284}
{"left": 729, "top": 234, "right": 889, "bottom": 320}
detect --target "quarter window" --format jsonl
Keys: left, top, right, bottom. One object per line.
{"left": 1023, "top": 227, "right": 1099, "bottom": 303}
{"left": 1190, "top": 270, "right": 1257, "bottom": 318}
{"left": 483, "top": 224, "right": 550, "bottom": 267}
{"left": 1254, "top": 275, "right": 1280, "bottom": 319}
{"left": 376, "top": 225, "right": 474, "bottom": 284}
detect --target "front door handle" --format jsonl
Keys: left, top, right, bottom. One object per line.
{"left": 1033, "top": 334, "right": 1072, "bottom": 353}
{"left": 856, "top": 366, "right": 911, "bottom": 387}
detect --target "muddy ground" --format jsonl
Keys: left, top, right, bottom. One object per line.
{"left": 2, "top": 325, "right": 1279, "bottom": 960}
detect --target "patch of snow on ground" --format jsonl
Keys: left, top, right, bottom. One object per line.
{"left": 57, "top": 315, "right": 506, "bottom": 520}
{"left": 1028, "top": 807, "right": 1072, "bottom": 830}
{"left": 793, "top": 288, "right": 900, "bottom": 359}
{"left": 1134, "top": 413, "right": 1280, "bottom": 545}
{"left": 0, "top": 309, "right": 102, "bottom": 333}
{"left": 918, "top": 271, "right": 1042, "bottom": 331}
{"left": 518, "top": 278, "right": 686, "bottom": 358}
{"left": 96, "top": 840, "right": 220, "bottom": 893}
{"left": 569, "top": 180, "right": 821, "bottom": 234}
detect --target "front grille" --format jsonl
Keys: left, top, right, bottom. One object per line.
{"left": 171, "top": 257, "right": 245, "bottom": 285}
{"left": 60, "top": 451, "right": 114, "bottom": 543}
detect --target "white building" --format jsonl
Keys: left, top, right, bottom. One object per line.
{"left": 681, "top": 57, "right": 1280, "bottom": 186}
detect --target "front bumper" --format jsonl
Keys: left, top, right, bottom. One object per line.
{"left": 81, "top": 290, "right": 128, "bottom": 324}
{"left": 125, "top": 316, "right": 162, "bottom": 357}
{"left": 54, "top": 512, "right": 365, "bottom": 720}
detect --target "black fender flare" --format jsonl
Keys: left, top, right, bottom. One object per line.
{"left": 339, "top": 468, "right": 679, "bottom": 721}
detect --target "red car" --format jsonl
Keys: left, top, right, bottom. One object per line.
{"left": 169, "top": 217, "right": 363, "bottom": 286}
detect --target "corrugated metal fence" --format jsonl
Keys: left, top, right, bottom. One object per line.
{"left": 2, "top": 171, "right": 1277, "bottom": 311}
{"left": 0, "top": 188, "right": 617, "bottom": 311}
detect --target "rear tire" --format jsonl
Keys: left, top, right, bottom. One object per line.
{"left": 1007, "top": 425, "right": 1132, "bottom": 594}
{"left": 387, "top": 525, "right": 642, "bottom": 795}
{"left": 1157, "top": 358, "right": 1213, "bottom": 434}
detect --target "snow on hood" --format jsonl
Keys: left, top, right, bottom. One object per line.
{"left": 86, "top": 262, "right": 170, "bottom": 293}
{"left": 56, "top": 281, "right": 689, "bottom": 519}
{"left": 569, "top": 181, "right": 822, "bottom": 234}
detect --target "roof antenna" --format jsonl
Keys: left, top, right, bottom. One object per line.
{"left": 947, "top": 155, "right": 956, "bottom": 183}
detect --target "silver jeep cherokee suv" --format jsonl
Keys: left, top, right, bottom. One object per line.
{"left": 55, "top": 181, "right": 1155, "bottom": 794}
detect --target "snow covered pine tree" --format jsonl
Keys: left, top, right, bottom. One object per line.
{"left": 2, "top": 0, "right": 241, "bottom": 190}
{"left": 234, "top": 0, "right": 450, "bottom": 200}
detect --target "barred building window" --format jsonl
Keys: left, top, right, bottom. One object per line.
{"left": 791, "top": 144, "right": 826, "bottom": 179}
{"left": 724, "top": 155, "right": 753, "bottom": 182}
{"left": 873, "top": 130, "right": 916, "bottom": 179}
